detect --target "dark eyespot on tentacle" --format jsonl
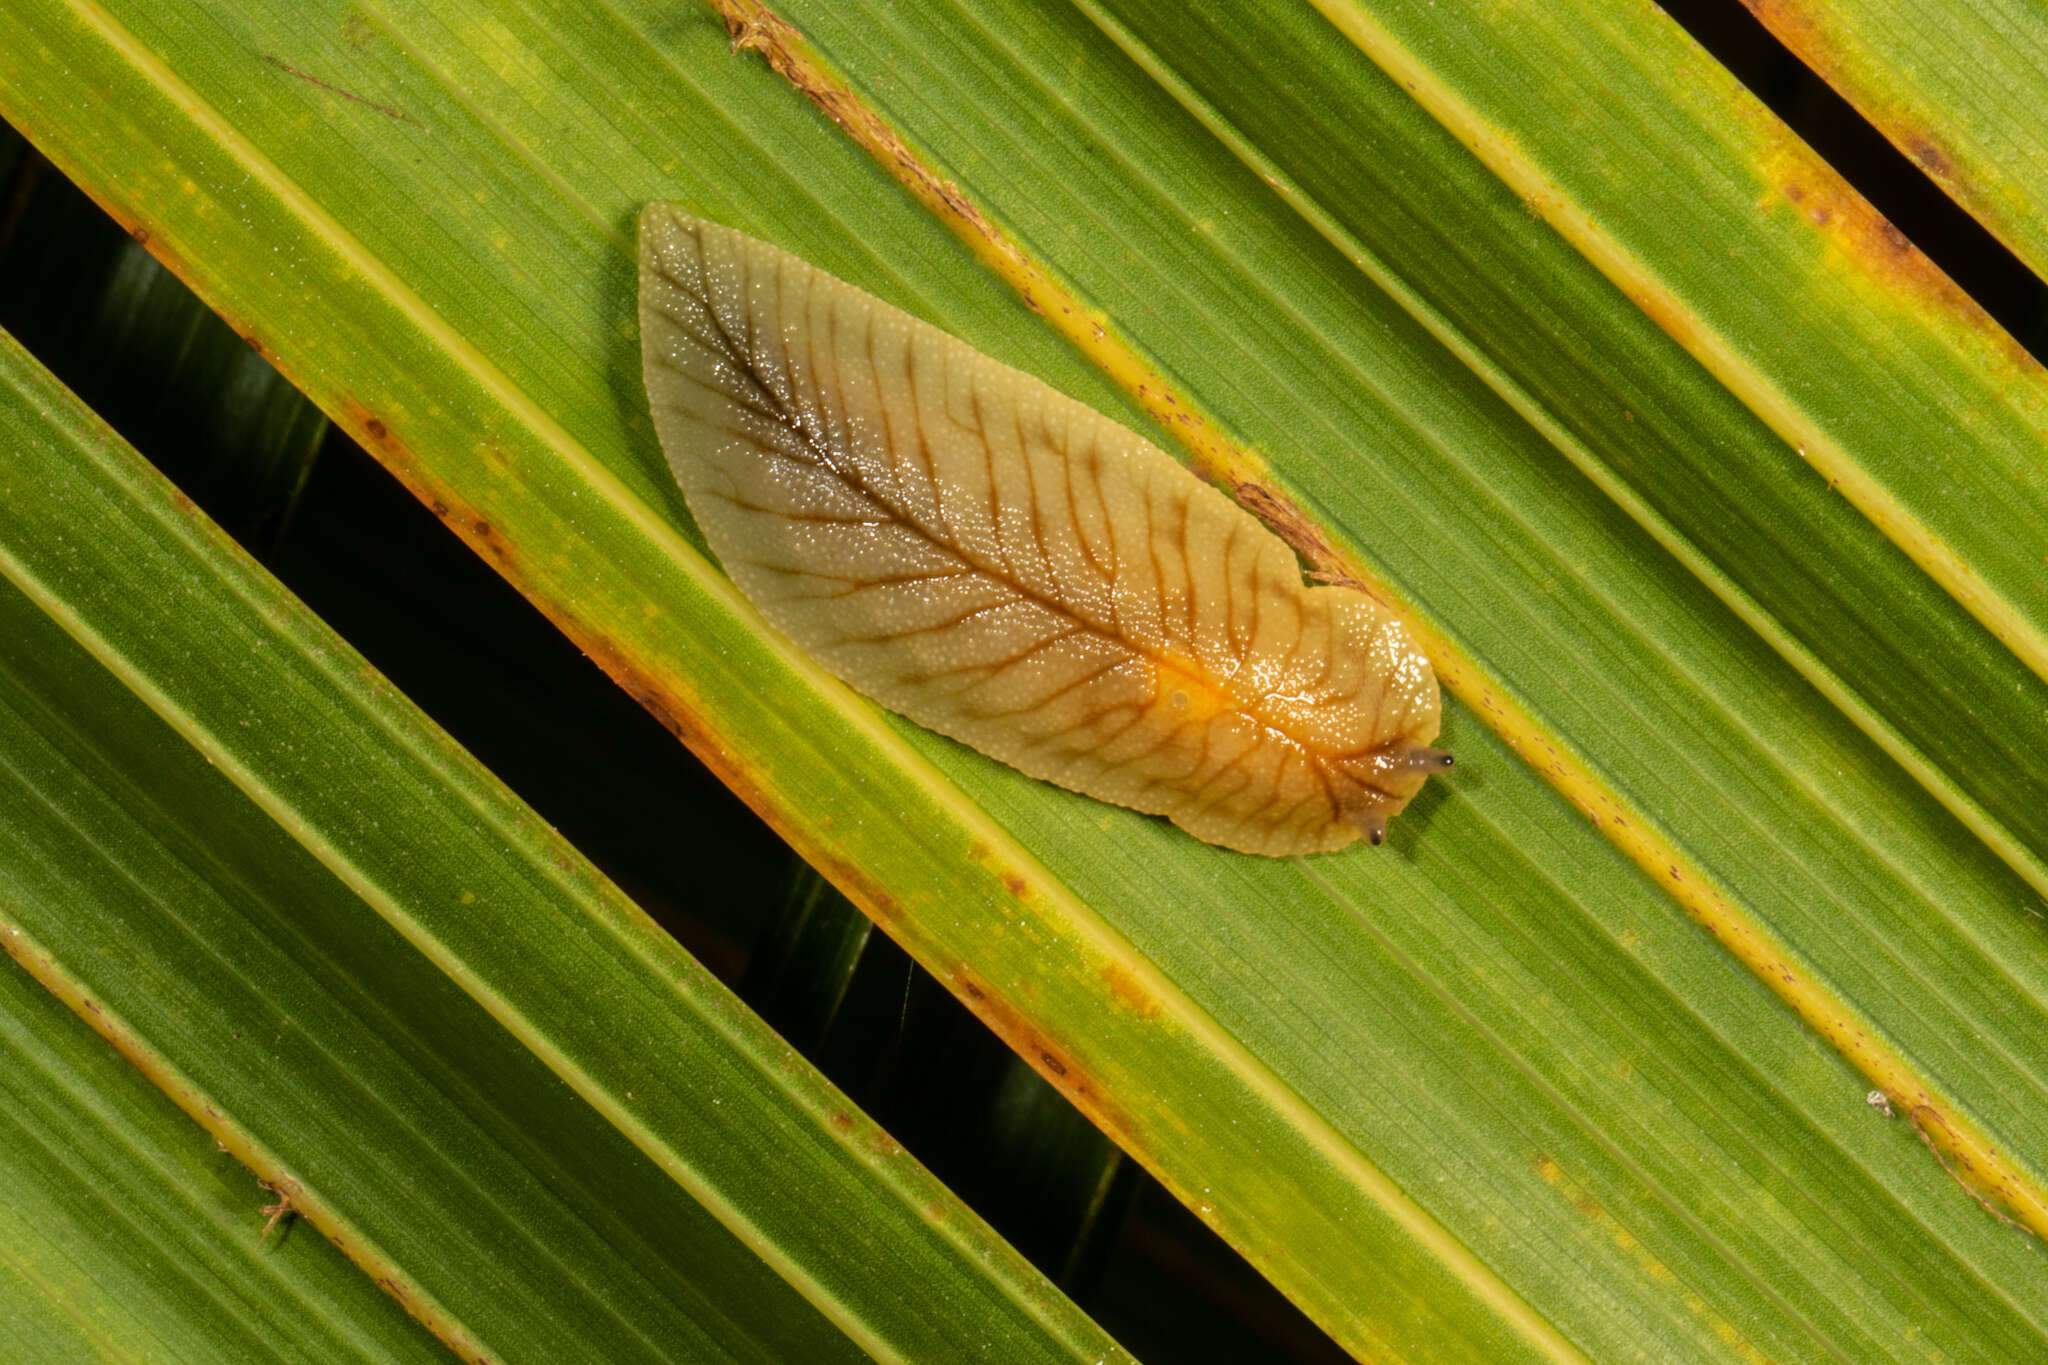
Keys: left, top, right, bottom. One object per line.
{"left": 1346, "top": 808, "right": 1388, "bottom": 846}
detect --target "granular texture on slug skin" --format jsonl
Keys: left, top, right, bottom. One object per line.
{"left": 638, "top": 205, "right": 1446, "bottom": 854}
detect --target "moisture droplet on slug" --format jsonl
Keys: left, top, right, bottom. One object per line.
{"left": 638, "top": 205, "right": 1447, "bottom": 855}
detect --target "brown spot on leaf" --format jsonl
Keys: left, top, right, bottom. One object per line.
{"left": 810, "top": 852, "right": 902, "bottom": 928}
{"left": 1764, "top": 135, "right": 2039, "bottom": 375}
{"left": 959, "top": 839, "right": 1036, "bottom": 902}
{"left": 541, "top": 645, "right": 900, "bottom": 980}
{"left": 1903, "top": 134, "right": 1952, "bottom": 181}
{"left": 1101, "top": 961, "right": 1160, "bottom": 1020}
{"left": 1620, "top": 283, "right": 1708, "bottom": 361}
{"left": 1736, "top": 0, "right": 1826, "bottom": 56}
{"left": 1739, "top": 1, "right": 1962, "bottom": 193}
{"left": 948, "top": 964, "right": 1137, "bottom": 1147}
{"left": 349, "top": 412, "right": 525, "bottom": 580}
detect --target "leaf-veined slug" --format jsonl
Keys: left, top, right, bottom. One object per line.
{"left": 639, "top": 206, "right": 1447, "bottom": 854}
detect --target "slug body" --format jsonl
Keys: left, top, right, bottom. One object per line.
{"left": 638, "top": 205, "right": 1445, "bottom": 855}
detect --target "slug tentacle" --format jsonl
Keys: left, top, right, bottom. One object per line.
{"left": 639, "top": 205, "right": 1447, "bottom": 855}
{"left": 1342, "top": 807, "right": 1390, "bottom": 848}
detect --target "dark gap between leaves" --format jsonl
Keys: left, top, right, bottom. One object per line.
{"left": 0, "top": 126, "right": 1344, "bottom": 1365}
{"left": 1656, "top": 0, "right": 2048, "bottom": 361}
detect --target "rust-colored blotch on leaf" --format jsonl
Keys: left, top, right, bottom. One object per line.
{"left": 637, "top": 206, "right": 1447, "bottom": 854}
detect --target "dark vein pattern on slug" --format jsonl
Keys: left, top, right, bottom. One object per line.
{"left": 638, "top": 206, "right": 1445, "bottom": 854}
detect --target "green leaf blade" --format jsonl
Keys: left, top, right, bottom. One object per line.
{"left": 1715, "top": 0, "right": 2048, "bottom": 297}
{"left": 1077, "top": 0, "right": 2048, "bottom": 892}
{"left": 8, "top": 0, "right": 2048, "bottom": 1360}
{"left": 754, "top": 0, "right": 2048, "bottom": 1281}
{"left": 1299, "top": 0, "right": 2048, "bottom": 691}
{"left": 0, "top": 945, "right": 449, "bottom": 1365}
{"left": 0, "top": 299, "right": 1126, "bottom": 1360}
